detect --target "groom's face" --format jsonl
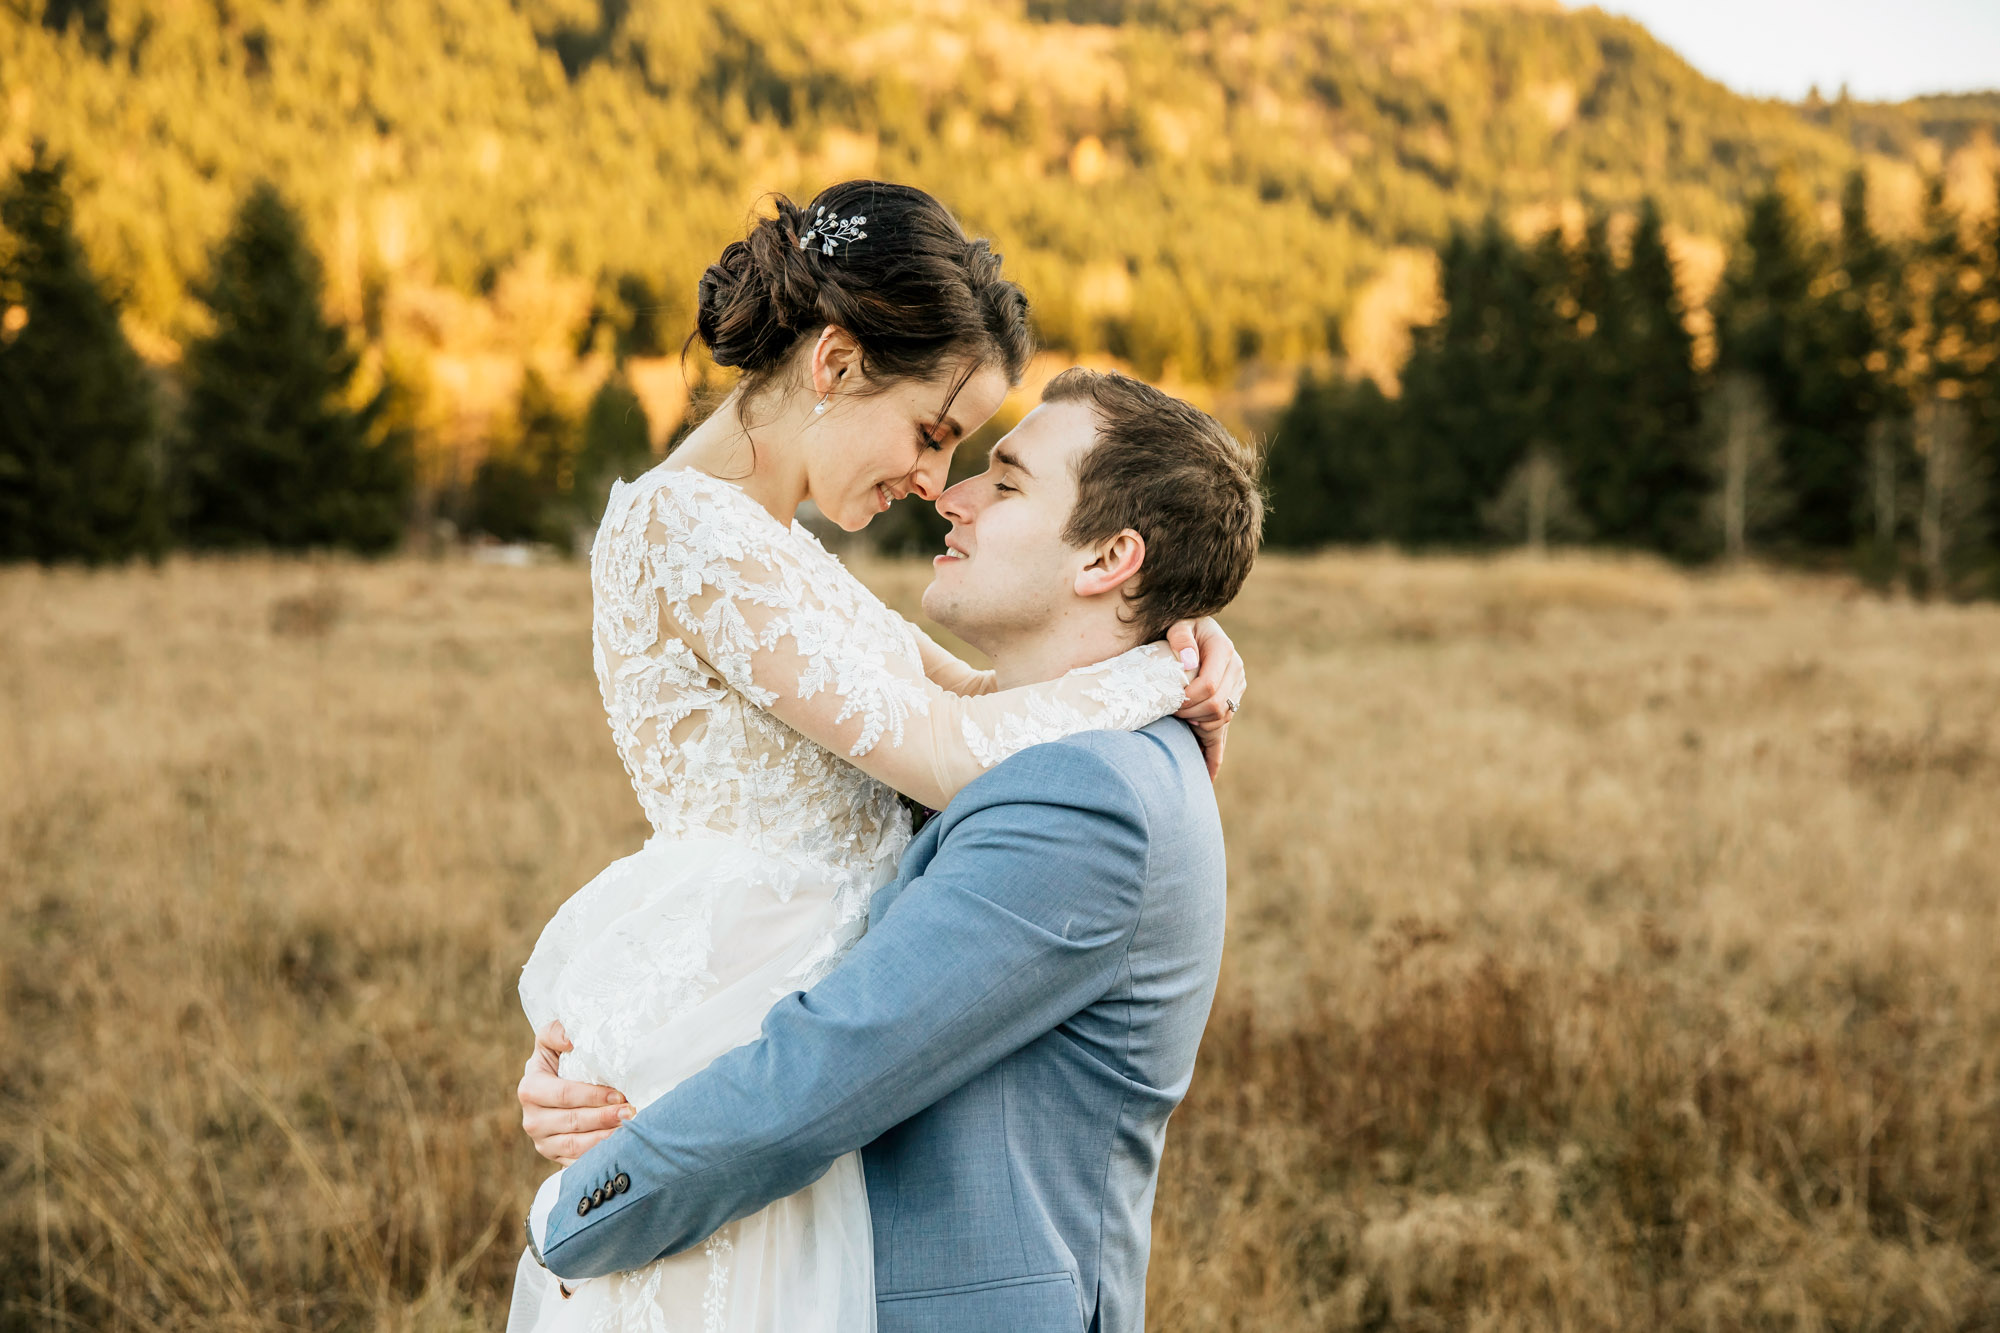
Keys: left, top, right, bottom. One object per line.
{"left": 921, "top": 399, "right": 1098, "bottom": 646}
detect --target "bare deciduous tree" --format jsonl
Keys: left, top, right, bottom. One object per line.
{"left": 1914, "top": 395, "right": 1990, "bottom": 597}
{"left": 1867, "top": 416, "right": 1901, "bottom": 550}
{"left": 1703, "top": 373, "right": 1789, "bottom": 562}
{"left": 1484, "top": 444, "right": 1587, "bottom": 552}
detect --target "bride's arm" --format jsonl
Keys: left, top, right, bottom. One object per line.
{"left": 668, "top": 587, "right": 1187, "bottom": 811}
{"left": 913, "top": 611, "right": 1245, "bottom": 780}
{"left": 910, "top": 624, "right": 997, "bottom": 696}
{"left": 612, "top": 483, "right": 1188, "bottom": 811}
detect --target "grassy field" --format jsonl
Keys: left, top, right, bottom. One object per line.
{"left": 2, "top": 551, "right": 1996, "bottom": 1331}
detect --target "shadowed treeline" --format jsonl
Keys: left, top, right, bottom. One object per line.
{"left": 1268, "top": 173, "right": 2000, "bottom": 598}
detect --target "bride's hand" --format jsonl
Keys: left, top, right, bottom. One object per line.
{"left": 1167, "top": 617, "right": 1245, "bottom": 781}
{"left": 518, "top": 1021, "right": 636, "bottom": 1166}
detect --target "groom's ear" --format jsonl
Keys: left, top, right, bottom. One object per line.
{"left": 1074, "top": 528, "right": 1146, "bottom": 600}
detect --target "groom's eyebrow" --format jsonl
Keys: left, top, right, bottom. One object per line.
{"left": 992, "top": 446, "right": 1034, "bottom": 478}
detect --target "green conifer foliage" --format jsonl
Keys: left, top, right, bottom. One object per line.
{"left": 1976, "top": 187, "right": 2000, "bottom": 585}
{"left": 1262, "top": 371, "right": 1396, "bottom": 548}
{"left": 1547, "top": 217, "right": 1621, "bottom": 542}
{"left": 177, "top": 181, "right": 410, "bottom": 552}
{"left": 470, "top": 368, "right": 579, "bottom": 545}
{"left": 1716, "top": 183, "right": 1893, "bottom": 553}
{"left": 1392, "top": 223, "right": 1558, "bottom": 544}
{"left": 1714, "top": 187, "right": 1829, "bottom": 546}
{"left": 571, "top": 371, "right": 652, "bottom": 528}
{"left": 1826, "top": 171, "right": 1908, "bottom": 577}
{"left": 1906, "top": 179, "right": 1996, "bottom": 593}
{"left": 1602, "top": 199, "right": 1706, "bottom": 553}
{"left": 0, "top": 145, "right": 163, "bottom": 563}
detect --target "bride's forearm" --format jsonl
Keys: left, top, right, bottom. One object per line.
{"left": 911, "top": 623, "right": 996, "bottom": 696}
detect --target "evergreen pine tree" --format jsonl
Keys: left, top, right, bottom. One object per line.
{"left": 1393, "top": 222, "right": 1555, "bottom": 544}
{"left": 178, "top": 180, "right": 410, "bottom": 552}
{"left": 1549, "top": 215, "right": 1624, "bottom": 542}
{"left": 1974, "top": 178, "right": 2000, "bottom": 588}
{"left": 1715, "top": 184, "right": 1857, "bottom": 550}
{"left": 578, "top": 372, "right": 652, "bottom": 491}
{"left": 1825, "top": 171, "right": 1907, "bottom": 579}
{"left": 470, "top": 368, "right": 578, "bottom": 544}
{"left": 1906, "top": 178, "right": 1996, "bottom": 594}
{"left": 1262, "top": 370, "right": 1397, "bottom": 548}
{"left": 569, "top": 369, "right": 653, "bottom": 537}
{"left": 0, "top": 144, "right": 163, "bottom": 563}
{"left": 1605, "top": 199, "right": 1707, "bottom": 554}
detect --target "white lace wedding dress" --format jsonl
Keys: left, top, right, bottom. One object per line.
{"left": 507, "top": 465, "right": 1189, "bottom": 1333}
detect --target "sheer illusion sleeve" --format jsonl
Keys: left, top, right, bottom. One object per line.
{"left": 603, "top": 472, "right": 1188, "bottom": 812}
{"left": 911, "top": 625, "right": 997, "bottom": 697}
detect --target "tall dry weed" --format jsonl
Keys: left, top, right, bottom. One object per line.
{"left": 3, "top": 551, "right": 1997, "bottom": 1330}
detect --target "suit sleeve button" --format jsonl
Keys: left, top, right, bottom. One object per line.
{"left": 614, "top": 1173, "right": 631, "bottom": 1194}
{"left": 576, "top": 1196, "right": 590, "bottom": 1217}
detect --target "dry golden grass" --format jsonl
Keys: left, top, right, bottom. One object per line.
{"left": 3, "top": 550, "right": 1997, "bottom": 1331}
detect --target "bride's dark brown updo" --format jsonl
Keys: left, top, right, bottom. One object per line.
{"left": 693, "top": 181, "right": 1033, "bottom": 397}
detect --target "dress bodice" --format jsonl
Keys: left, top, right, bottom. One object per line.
{"left": 590, "top": 466, "right": 916, "bottom": 906}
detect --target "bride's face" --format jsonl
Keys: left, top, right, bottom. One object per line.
{"left": 803, "top": 360, "right": 1010, "bottom": 532}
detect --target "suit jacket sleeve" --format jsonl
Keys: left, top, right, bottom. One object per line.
{"left": 537, "top": 739, "right": 1153, "bottom": 1280}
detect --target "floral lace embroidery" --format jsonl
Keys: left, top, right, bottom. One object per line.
{"left": 959, "top": 647, "right": 1188, "bottom": 769}
{"left": 702, "top": 1229, "right": 735, "bottom": 1331}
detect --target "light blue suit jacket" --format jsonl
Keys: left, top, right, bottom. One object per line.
{"left": 538, "top": 719, "right": 1228, "bottom": 1333}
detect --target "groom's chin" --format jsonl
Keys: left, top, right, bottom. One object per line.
{"left": 920, "top": 583, "right": 970, "bottom": 639}
{"left": 918, "top": 579, "right": 950, "bottom": 624}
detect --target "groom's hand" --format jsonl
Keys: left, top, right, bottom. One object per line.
{"left": 1169, "top": 617, "right": 1246, "bottom": 780}
{"left": 518, "top": 1021, "right": 635, "bottom": 1166}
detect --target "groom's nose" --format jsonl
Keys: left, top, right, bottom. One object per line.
{"left": 937, "top": 476, "right": 975, "bottom": 524}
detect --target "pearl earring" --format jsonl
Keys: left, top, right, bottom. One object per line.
{"left": 814, "top": 395, "right": 829, "bottom": 415}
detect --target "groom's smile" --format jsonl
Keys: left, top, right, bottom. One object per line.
{"left": 920, "top": 399, "right": 1098, "bottom": 651}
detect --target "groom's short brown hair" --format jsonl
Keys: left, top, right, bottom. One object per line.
{"left": 1044, "top": 368, "right": 1263, "bottom": 642}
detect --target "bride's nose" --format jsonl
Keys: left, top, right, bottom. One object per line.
{"left": 906, "top": 452, "right": 952, "bottom": 502}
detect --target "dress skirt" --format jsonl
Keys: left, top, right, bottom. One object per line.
{"left": 507, "top": 835, "right": 881, "bottom": 1333}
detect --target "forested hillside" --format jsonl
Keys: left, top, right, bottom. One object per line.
{"left": 4, "top": 0, "right": 1996, "bottom": 571}
{"left": 4, "top": 0, "right": 1959, "bottom": 396}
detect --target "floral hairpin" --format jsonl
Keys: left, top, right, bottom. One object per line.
{"left": 798, "top": 205, "right": 867, "bottom": 257}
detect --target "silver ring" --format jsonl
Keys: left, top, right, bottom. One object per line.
{"left": 1224, "top": 697, "right": 1239, "bottom": 718}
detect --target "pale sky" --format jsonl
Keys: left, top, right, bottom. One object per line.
{"left": 1576, "top": 1, "right": 2000, "bottom": 102}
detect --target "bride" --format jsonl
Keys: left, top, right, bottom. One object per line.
{"left": 507, "top": 180, "right": 1244, "bottom": 1332}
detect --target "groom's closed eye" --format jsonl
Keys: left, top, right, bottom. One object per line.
{"left": 991, "top": 446, "right": 1033, "bottom": 479}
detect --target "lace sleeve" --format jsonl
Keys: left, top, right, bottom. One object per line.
{"left": 911, "top": 625, "right": 997, "bottom": 697}
{"left": 616, "top": 472, "right": 1189, "bottom": 810}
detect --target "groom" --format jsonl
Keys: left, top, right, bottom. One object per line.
{"left": 517, "top": 367, "right": 1262, "bottom": 1331}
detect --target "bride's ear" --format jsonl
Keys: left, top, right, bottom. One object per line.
{"left": 809, "top": 326, "right": 864, "bottom": 397}
{"left": 1075, "top": 529, "right": 1145, "bottom": 599}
